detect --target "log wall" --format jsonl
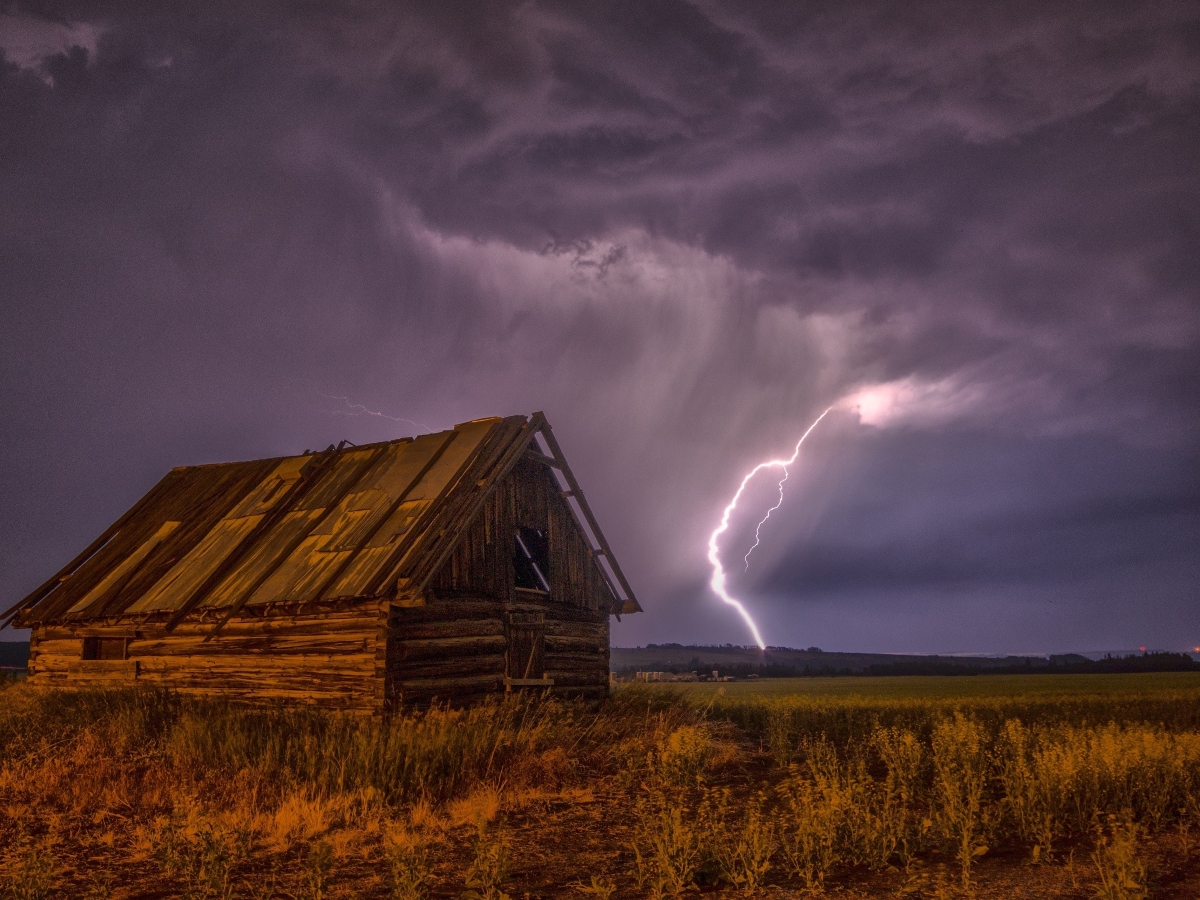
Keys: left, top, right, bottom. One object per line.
{"left": 27, "top": 604, "right": 383, "bottom": 710}
{"left": 386, "top": 595, "right": 609, "bottom": 707}
{"left": 403, "top": 458, "right": 614, "bottom": 707}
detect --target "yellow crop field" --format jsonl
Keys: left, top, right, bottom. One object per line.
{"left": 664, "top": 670, "right": 1200, "bottom": 699}
{"left": 2, "top": 673, "right": 1199, "bottom": 898}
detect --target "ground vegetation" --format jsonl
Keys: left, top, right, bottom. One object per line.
{"left": 2, "top": 673, "right": 1199, "bottom": 897}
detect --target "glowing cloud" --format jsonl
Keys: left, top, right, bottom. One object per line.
{"left": 838, "top": 376, "right": 982, "bottom": 428}
{"left": 707, "top": 408, "right": 832, "bottom": 649}
{"left": 0, "top": 15, "right": 102, "bottom": 78}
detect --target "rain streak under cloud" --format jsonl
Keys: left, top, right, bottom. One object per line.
{"left": 1, "top": 1, "right": 1198, "bottom": 654}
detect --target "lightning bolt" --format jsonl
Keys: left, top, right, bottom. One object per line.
{"left": 744, "top": 468, "right": 789, "bottom": 571}
{"left": 321, "top": 394, "right": 432, "bottom": 432}
{"left": 707, "top": 407, "right": 832, "bottom": 650}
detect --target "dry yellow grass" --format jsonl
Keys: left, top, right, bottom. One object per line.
{"left": 1, "top": 677, "right": 1199, "bottom": 897}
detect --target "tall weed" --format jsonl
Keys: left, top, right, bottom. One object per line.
{"left": 382, "top": 822, "right": 432, "bottom": 900}
{"left": 154, "top": 816, "right": 240, "bottom": 900}
{"left": 931, "top": 714, "right": 990, "bottom": 889}
{"left": 462, "top": 824, "right": 511, "bottom": 900}
{"left": 649, "top": 724, "right": 712, "bottom": 789}
{"left": 873, "top": 726, "right": 929, "bottom": 867}
{"left": 633, "top": 791, "right": 701, "bottom": 898}
{"left": 1, "top": 842, "right": 57, "bottom": 900}
{"left": 777, "top": 768, "right": 842, "bottom": 890}
{"left": 300, "top": 840, "right": 333, "bottom": 900}
{"left": 1092, "top": 816, "right": 1147, "bottom": 900}
{"left": 698, "top": 789, "right": 775, "bottom": 892}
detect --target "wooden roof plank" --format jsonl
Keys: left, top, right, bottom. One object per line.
{"left": 0, "top": 469, "right": 185, "bottom": 628}
{"left": 87, "top": 462, "right": 278, "bottom": 620}
{"left": 235, "top": 432, "right": 461, "bottom": 607}
{"left": 199, "top": 445, "right": 396, "bottom": 634}
{"left": 48, "top": 461, "right": 273, "bottom": 623}
{"left": 9, "top": 413, "right": 642, "bottom": 628}
{"left": 64, "top": 521, "right": 182, "bottom": 617}
{"left": 304, "top": 428, "right": 463, "bottom": 602}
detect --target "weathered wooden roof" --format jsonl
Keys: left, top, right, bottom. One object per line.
{"left": 3, "top": 413, "right": 640, "bottom": 630}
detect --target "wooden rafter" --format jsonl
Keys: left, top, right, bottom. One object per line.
{"left": 533, "top": 415, "right": 642, "bottom": 615}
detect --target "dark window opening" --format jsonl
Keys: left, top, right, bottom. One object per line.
{"left": 82, "top": 637, "right": 127, "bottom": 660}
{"left": 513, "top": 527, "right": 550, "bottom": 592}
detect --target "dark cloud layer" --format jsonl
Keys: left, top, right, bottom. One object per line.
{"left": 2, "top": 0, "right": 1198, "bottom": 652}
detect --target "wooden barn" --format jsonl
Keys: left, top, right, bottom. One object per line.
{"left": 1, "top": 414, "right": 640, "bottom": 710}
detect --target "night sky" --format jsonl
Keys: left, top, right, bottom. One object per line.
{"left": 2, "top": 2, "right": 1198, "bottom": 654}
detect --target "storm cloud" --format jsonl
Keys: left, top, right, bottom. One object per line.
{"left": 2, "top": 0, "right": 1198, "bottom": 653}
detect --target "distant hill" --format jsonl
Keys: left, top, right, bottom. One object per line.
{"left": 0, "top": 641, "right": 29, "bottom": 670}
{"left": 611, "top": 644, "right": 1199, "bottom": 678}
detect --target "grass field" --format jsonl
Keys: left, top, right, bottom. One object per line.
{"left": 657, "top": 670, "right": 1200, "bottom": 699}
{"left": 2, "top": 672, "right": 1199, "bottom": 898}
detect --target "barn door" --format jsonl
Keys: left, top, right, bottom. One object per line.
{"left": 506, "top": 611, "right": 545, "bottom": 681}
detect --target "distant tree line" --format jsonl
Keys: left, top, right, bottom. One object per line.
{"left": 614, "top": 651, "right": 1199, "bottom": 679}
{"left": 860, "top": 652, "right": 1200, "bottom": 677}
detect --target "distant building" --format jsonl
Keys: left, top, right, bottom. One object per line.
{"left": 635, "top": 671, "right": 700, "bottom": 682}
{"left": 2, "top": 414, "right": 640, "bottom": 710}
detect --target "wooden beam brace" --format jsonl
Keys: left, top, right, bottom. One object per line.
{"left": 361, "top": 421, "right": 521, "bottom": 598}
{"left": 525, "top": 450, "right": 562, "bottom": 468}
{"left": 535, "top": 416, "right": 642, "bottom": 614}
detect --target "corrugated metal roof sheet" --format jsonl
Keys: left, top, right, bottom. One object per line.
{"left": 4, "top": 413, "right": 641, "bottom": 629}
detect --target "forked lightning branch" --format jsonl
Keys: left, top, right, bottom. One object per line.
{"left": 707, "top": 408, "right": 832, "bottom": 650}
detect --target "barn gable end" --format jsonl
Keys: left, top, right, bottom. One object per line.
{"left": 388, "top": 456, "right": 616, "bottom": 705}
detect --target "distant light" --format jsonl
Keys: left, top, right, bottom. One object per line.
{"left": 1139, "top": 646, "right": 1146, "bottom": 653}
